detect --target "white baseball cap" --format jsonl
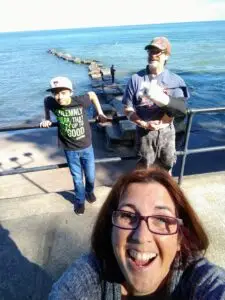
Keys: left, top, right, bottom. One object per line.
{"left": 46, "top": 76, "right": 73, "bottom": 92}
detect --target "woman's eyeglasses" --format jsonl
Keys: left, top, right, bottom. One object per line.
{"left": 112, "top": 210, "right": 183, "bottom": 235}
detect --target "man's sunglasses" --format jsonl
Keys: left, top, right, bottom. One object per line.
{"left": 147, "top": 47, "right": 166, "bottom": 55}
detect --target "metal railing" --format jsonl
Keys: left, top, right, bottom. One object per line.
{"left": 0, "top": 116, "right": 126, "bottom": 132}
{"left": 1, "top": 107, "right": 225, "bottom": 184}
{"left": 177, "top": 107, "right": 225, "bottom": 184}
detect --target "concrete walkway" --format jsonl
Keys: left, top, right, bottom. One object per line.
{"left": 0, "top": 128, "right": 225, "bottom": 299}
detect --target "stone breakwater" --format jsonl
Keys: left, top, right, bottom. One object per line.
{"left": 47, "top": 49, "right": 111, "bottom": 79}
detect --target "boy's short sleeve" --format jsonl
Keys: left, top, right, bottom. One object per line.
{"left": 44, "top": 96, "right": 54, "bottom": 109}
{"left": 44, "top": 96, "right": 62, "bottom": 111}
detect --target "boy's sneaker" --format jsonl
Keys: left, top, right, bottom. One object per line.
{"left": 74, "top": 203, "right": 85, "bottom": 215}
{"left": 86, "top": 192, "right": 96, "bottom": 203}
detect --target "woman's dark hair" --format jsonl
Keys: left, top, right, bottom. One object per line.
{"left": 91, "top": 167, "right": 209, "bottom": 277}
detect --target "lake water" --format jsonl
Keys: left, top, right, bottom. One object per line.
{"left": 0, "top": 20, "right": 225, "bottom": 148}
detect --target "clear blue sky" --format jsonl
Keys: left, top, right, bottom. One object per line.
{"left": 1, "top": 0, "right": 225, "bottom": 32}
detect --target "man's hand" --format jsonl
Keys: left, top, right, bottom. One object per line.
{"left": 145, "top": 120, "right": 163, "bottom": 130}
{"left": 161, "top": 114, "right": 173, "bottom": 124}
{"left": 137, "top": 120, "right": 161, "bottom": 130}
{"left": 96, "top": 113, "right": 108, "bottom": 123}
{"left": 146, "top": 116, "right": 173, "bottom": 130}
{"left": 40, "top": 120, "right": 52, "bottom": 128}
{"left": 146, "top": 80, "right": 170, "bottom": 107}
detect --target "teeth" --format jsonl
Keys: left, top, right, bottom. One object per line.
{"left": 129, "top": 249, "right": 157, "bottom": 261}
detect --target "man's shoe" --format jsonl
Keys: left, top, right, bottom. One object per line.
{"left": 86, "top": 192, "right": 96, "bottom": 203}
{"left": 74, "top": 203, "right": 85, "bottom": 215}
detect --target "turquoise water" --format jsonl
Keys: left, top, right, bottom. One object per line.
{"left": 0, "top": 20, "right": 225, "bottom": 147}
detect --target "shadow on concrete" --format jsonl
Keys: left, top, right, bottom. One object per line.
{"left": 1, "top": 127, "right": 64, "bottom": 163}
{"left": 57, "top": 190, "right": 74, "bottom": 204}
{"left": 56, "top": 159, "right": 137, "bottom": 202}
{"left": 0, "top": 155, "right": 48, "bottom": 193}
{"left": 22, "top": 173, "right": 48, "bottom": 193}
{"left": 0, "top": 224, "right": 53, "bottom": 300}
{"left": 0, "top": 124, "right": 136, "bottom": 187}
{"left": 95, "top": 159, "right": 137, "bottom": 186}
{"left": 41, "top": 211, "right": 95, "bottom": 282}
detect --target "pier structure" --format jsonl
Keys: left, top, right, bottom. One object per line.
{"left": 48, "top": 48, "right": 111, "bottom": 80}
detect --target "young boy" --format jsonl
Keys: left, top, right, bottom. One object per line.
{"left": 40, "top": 76, "right": 107, "bottom": 215}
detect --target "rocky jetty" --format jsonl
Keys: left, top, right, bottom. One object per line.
{"left": 47, "top": 49, "right": 110, "bottom": 80}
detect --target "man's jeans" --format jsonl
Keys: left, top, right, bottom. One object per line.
{"left": 64, "top": 145, "right": 95, "bottom": 204}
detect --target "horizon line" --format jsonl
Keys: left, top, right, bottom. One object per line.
{"left": 0, "top": 19, "right": 224, "bottom": 34}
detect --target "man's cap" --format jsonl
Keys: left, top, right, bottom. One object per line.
{"left": 46, "top": 76, "right": 73, "bottom": 92}
{"left": 144, "top": 37, "right": 171, "bottom": 55}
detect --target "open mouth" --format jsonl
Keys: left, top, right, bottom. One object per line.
{"left": 127, "top": 249, "right": 157, "bottom": 267}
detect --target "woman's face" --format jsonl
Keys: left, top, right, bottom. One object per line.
{"left": 111, "top": 182, "right": 180, "bottom": 296}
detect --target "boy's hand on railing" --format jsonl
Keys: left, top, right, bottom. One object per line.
{"left": 96, "top": 113, "right": 108, "bottom": 123}
{"left": 40, "top": 120, "right": 52, "bottom": 128}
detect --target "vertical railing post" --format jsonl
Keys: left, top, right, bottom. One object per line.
{"left": 178, "top": 111, "right": 194, "bottom": 185}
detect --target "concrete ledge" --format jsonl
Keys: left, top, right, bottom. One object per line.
{"left": 0, "top": 172, "right": 225, "bottom": 299}
{"left": 0, "top": 186, "right": 110, "bottom": 221}
{"left": 181, "top": 171, "right": 225, "bottom": 268}
{"left": 1, "top": 126, "right": 225, "bottom": 299}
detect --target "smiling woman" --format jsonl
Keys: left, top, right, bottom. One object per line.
{"left": 111, "top": 181, "right": 182, "bottom": 297}
{"left": 49, "top": 167, "right": 225, "bottom": 299}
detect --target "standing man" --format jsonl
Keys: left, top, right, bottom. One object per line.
{"left": 40, "top": 76, "right": 107, "bottom": 215}
{"left": 100, "top": 69, "right": 104, "bottom": 82}
{"left": 122, "top": 37, "right": 188, "bottom": 172}
{"left": 110, "top": 65, "right": 116, "bottom": 84}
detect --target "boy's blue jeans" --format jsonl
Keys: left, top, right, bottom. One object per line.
{"left": 64, "top": 145, "right": 95, "bottom": 204}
